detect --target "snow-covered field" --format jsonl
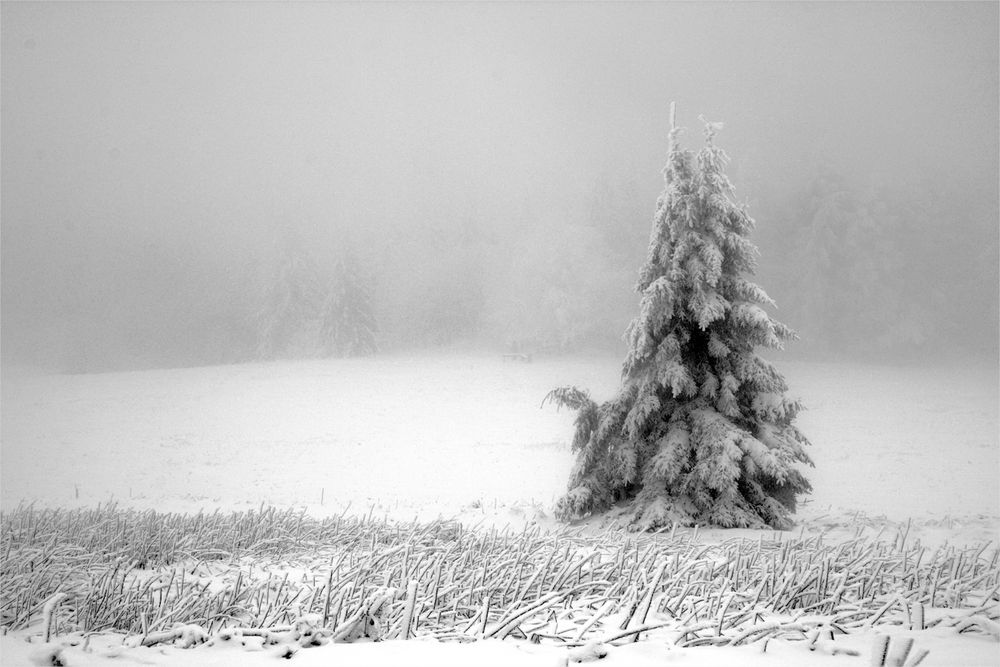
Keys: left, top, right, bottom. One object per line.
{"left": 2, "top": 353, "right": 998, "bottom": 666}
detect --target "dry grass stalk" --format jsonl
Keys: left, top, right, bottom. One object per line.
{"left": 1, "top": 504, "right": 997, "bottom": 654}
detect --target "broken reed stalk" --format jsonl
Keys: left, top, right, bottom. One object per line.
{"left": 1, "top": 504, "right": 997, "bottom": 653}
{"left": 398, "top": 580, "right": 417, "bottom": 640}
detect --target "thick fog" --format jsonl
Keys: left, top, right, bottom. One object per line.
{"left": 2, "top": 2, "right": 997, "bottom": 372}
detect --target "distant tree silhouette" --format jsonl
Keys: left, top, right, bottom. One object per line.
{"left": 255, "top": 228, "right": 323, "bottom": 360}
{"left": 320, "top": 248, "right": 378, "bottom": 357}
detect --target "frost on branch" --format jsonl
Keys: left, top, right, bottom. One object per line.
{"left": 549, "top": 110, "right": 812, "bottom": 530}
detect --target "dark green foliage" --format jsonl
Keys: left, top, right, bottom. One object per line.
{"left": 552, "top": 115, "right": 812, "bottom": 530}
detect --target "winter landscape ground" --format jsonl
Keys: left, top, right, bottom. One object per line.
{"left": 1, "top": 353, "right": 998, "bottom": 666}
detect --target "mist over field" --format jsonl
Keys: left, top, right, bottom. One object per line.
{"left": 2, "top": 2, "right": 997, "bottom": 372}
{"left": 3, "top": 6, "right": 1000, "bottom": 666}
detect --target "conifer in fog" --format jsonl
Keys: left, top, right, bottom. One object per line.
{"left": 320, "top": 250, "right": 378, "bottom": 357}
{"left": 254, "top": 229, "right": 323, "bottom": 360}
{"left": 547, "top": 110, "right": 812, "bottom": 530}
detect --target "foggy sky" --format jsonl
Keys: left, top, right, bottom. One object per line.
{"left": 2, "top": 2, "right": 997, "bottom": 368}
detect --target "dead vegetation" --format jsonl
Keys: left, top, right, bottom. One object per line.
{"left": 2, "top": 504, "right": 997, "bottom": 654}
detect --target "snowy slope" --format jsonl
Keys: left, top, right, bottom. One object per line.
{"left": 1, "top": 353, "right": 998, "bottom": 666}
{"left": 2, "top": 354, "right": 996, "bottom": 524}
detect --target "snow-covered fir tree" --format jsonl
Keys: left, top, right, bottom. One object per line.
{"left": 320, "top": 249, "right": 378, "bottom": 357}
{"left": 254, "top": 228, "right": 324, "bottom": 360}
{"left": 547, "top": 110, "right": 812, "bottom": 530}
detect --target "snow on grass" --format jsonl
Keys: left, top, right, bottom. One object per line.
{"left": 2, "top": 504, "right": 998, "bottom": 666}
{"left": 1, "top": 352, "right": 998, "bottom": 665}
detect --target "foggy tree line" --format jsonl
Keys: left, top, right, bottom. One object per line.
{"left": 486, "top": 166, "right": 996, "bottom": 361}
{"left": 754, "top": 169, "right": 998, "bottom": 359}
{"left": 3, "top": 3, "right": 995, "bottom": 375}
{"left": 253, "top": 229, "right": 377, "bottom": 361}
{"left": 515, "top": 164, "right": 997, "bottom": 362}
{"left": 35, "top": 159, "right": 997, "bottom": 373}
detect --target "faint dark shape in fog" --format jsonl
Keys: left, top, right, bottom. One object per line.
{"left": 1, "top": 2, "right": 996, "bottom": 371}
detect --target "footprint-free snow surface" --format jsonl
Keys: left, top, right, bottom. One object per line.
{"left": 2, "top": 353, "right": 998, "bottom": 666}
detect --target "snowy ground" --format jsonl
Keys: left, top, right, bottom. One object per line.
{"left": 5, "top": 624, "right": 999, "bottom": 667}
{"left": 2, "top": 352, "right": 998, "bottom": 665}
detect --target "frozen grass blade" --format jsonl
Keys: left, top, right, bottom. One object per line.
{"left": 2, "top": 504, "right": 998, "bottom": 656}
